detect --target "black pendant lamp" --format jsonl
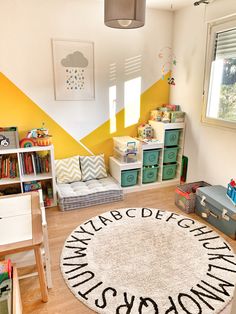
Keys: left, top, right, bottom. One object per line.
{"left": 104, "top": 0, "right": 146, "bottom": 29}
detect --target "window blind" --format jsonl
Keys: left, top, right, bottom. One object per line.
{"left": 215, "top": 27, "right": 236, "bottom": 59}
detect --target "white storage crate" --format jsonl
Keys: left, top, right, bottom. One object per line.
{"left": 113, "top": 136, "right": 140, "bottom": 153}
{"left": 113, "top": 148, "right": 138, "bottom": 163}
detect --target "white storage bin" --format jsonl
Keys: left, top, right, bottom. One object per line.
{"left": 113, "top": 136, "right": 139, "bottom": 153}
{"left": 113, "top": 148, "right": 138, "bottom": 163}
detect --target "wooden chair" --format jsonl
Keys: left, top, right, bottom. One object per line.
{"left": 5, "top": 190, "right": 52, "bottom": 289}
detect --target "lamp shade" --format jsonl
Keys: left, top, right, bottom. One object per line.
{"left": 104, "top": 0, "right": 146, "bottom": 29}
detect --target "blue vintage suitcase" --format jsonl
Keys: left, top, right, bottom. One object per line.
{"left": 196, "top": 185, "right": 236, "bottom": 239}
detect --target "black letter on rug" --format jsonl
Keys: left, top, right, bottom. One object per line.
{"left": 64, "top": 246, "right": 87, "bottom": 258}
{"left": 95, "top": 287, "right": 117, "bottom": 308}
{"left": 71, "top": 271, "right": 95, "bottom": 287}
{"left": 178, "top": 293, "right": 202, "bottom": 314}
{"left": 208, "top": 264, "right": 236, "bottom": 274}
{"left": 155, "top": 210, "right": 165, "bottom": 220}
{"left": 126, "top": 209, "right": 136, "bottom": 218}
{"left": 84, "top": 220, "right": 102, "bottom": 232}
{"left": 142, "top": 208, "right": 153, "bottom": 218}
{"left": 204, "top": 272, "right": 235, "bottom": 296}
{"left": 198, "top": 235, "right": 220, "bottom": 242}
{"left": 63, "top": 263, "right": 88, "bottom": 274}
{"left": 138, "top": 297, "right": 159, "bottom": 313}
{"left": 208, "top": 253, "right": 236, "bottom": 267}
{"left": 177, "top": 218, "right": 195, "bottom": 228}
{"left": 203, "top": 241, "right": 231, "bottom": 251}
{"left": 99, "top": 215, "right": 113, "bottom": 226}
{"left": 110, "top": 210, "right": 123, "bottom": 220}
{"left": 165, "top": 296, "right": 178, "bottom": 313}
{"left": 191, "top": 284, "right": 225, "bottom": 310}
{"left": 78, "top": 281, "right": 103, "bottom": 300}
{"left": 190, "top": 226, "right": 213, "bottom": 237}
{"left": 116, "top": 292, "right": 135, "bottom": 314}
{"left": 75, "top": 225, "right": 94, "bottom": 236}
{"left": 166, "top": 213, "right": 179, "bottom": 222}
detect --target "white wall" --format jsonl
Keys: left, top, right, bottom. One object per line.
{"left": 0, "top": 0, "right": 172, "bottom": 141}
{"left": 170, "top": 0, "right": 236, "bottom": 186}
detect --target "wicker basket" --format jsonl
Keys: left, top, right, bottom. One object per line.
{"left": 35, "top": 137, "right": 51, "bottom": 146}
{"left": 175, "top": 181, "right": 211, "bottom": 213}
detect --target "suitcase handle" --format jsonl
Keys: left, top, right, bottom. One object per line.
{"left": 201, "top": 208, "right": 219, "bottom": 219}
{"left": 200, "top": 196, "right": 206, "bottom": 207}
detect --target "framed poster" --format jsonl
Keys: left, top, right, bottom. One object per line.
{"left": 52, "top": 39, "right": 95, "bottom": 100}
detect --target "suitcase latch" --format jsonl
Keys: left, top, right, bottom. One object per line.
{"left": 200, "top": 195, "right": 206, "bottom": 207}
{"left": 222, "top": 208, "right": 230, "bottom": 221}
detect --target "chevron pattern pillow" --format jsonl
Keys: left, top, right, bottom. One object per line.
{"left": 80, "top": 154, "right": 107, "bottom": 181}
{"left": 55, "top": 156, "right": 82, "bottom": 184}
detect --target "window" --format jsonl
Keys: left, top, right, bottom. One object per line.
{"left": 202, "top": 17, "right": 236, "bottom": 129}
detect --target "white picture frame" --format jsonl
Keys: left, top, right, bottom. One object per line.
{"left": 52, "top": 39, "right": 95, "bottom": 100}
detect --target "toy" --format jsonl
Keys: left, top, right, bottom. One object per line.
{"left": 150, "top": 110, "right": 163, "bottom": 121}
{"left": 168, "top": 77, "right": 176, "bottom": 85}
{"left": 23, "top": 181, "right": 42, "bottom": 192}
{"left": 27, "top": 123, "right": 52, "bottom": 146}
{"left": 158, "top": 46, "right": 177, "bottom": 84}
{"left": 138, "top": 124, "right": 154, "bottom": 140}
{"left": 227, "top": 179, "right": 236, "bottom": 205}
{"left": 0, "top": 135, "right": 10, "bottom": 147}
{"left": 20, "top": 138, "right": 36, "bottom": 148}
{"left": 0, "top": 259, "right": 12, "bottom": 284}
{"left": 162, "top": 111, "right": 171, "bottom": 123}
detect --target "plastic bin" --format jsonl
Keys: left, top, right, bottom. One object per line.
{"left": 142, "top": 166, "right": 159, "bottom": 184}
{"left": 114, "top": 148, "right": 137, "bottom": 163}
{"left": 163, "top": 147, "right": 179, "bottom": 163}
{"left": 162, "top": 163, "right": 177, "bottom": 180}
{"left": 121, "top": 169, "right": 139, "bottom": 187}
{"left": 113, "top": 136, "right": 139, "bottom": 153}
{"left": 175, "top": 181, "right": 211, "bottom": 213}
{"left": 164, "top": 129, "right": 181, "bottom": 147}
{"left": 143, "top": 149, "right": 160, "bottom": 166}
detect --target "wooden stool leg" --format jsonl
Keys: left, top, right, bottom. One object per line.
{"left": 34, "top": 246, "right": 48, "bottom": 302}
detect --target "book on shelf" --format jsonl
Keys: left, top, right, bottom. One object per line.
{"left": 0, "top": 155, "right": 19, "bottom": 179}
{"left": 20, "top": 152, "right": 50, "bottom": 176}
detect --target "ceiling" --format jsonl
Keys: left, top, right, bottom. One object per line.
{"left": 147, "top": 0, "right": 195, "bottom": 11}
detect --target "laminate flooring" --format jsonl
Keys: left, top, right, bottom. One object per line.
{"left": 19, "top": 186, "right": 236, "bottom": 313}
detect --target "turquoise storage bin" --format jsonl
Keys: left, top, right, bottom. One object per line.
{"left": 142, "top": 166, "right": 159, "bottom": 184}
{"left": 164, "top": 129, "right": 181, "bottom": 146}
{"left": 121, "top": 169, "right": 139, "bottom": 187}
{"left": 163, "top": 147, "right": 179, "bottom": 163}
{"left": 162, "top": 163, "right": 177, "bottom": 180}
{"left": 143, "top": 149, "right": 160, "bottom": 166}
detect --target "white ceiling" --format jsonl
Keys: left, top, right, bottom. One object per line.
{"left": 147, "top": 0, "right": 194, "bottom": 11}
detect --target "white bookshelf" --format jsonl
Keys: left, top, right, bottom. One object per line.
{"left": 109, "top": 122, "right": 185, "bottom": 193}
{"left": 0, "top": 145, "right": 56, "bottom": 207}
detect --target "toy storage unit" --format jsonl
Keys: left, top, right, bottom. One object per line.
{"left": 0, "top": 145, "right": 57, "bottom": 207}
{"left": 195, "top": 185, "right": 236, "bottom": 239}
{"left": 149, "top": 121, "right": 185, "bottom": 182}
{"left": 109, "top": 123, "right": 185, "bottom": 192}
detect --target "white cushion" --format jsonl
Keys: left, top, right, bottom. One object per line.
{"left": 80, "top": 154, "right": 107, "bottom": 181}
{"left": 55, "top": 156, "right": 81, "bottom": 183}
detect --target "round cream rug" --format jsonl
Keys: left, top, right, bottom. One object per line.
{"left": 61, "top": 208, "right": 236, "bottom": 313}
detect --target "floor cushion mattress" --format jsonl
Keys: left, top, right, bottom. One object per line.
{"left": 57, "top": 177, "right": 123, "bottom": 211}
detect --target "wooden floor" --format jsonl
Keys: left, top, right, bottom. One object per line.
{"left": 19, "top": 186, "right": 236, "bottom": 314}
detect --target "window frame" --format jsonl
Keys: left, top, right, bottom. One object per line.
{"left": 202, "top": 16, "right": 236, "bottom": 130}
